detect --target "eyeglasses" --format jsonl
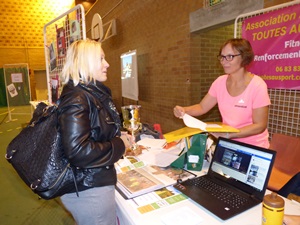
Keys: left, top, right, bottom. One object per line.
{"left": 217, "top": 54, "right": 241, "bottom": 61}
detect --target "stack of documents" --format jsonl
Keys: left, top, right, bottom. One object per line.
{"left": 163, "top": 114, "right": 239, "bottom": 143}
{"left": 137, "top": 138, "right": 184, "bottom": 167}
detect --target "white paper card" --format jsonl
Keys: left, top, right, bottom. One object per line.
{"left": 138, "top": 150, "right": 179, "bottom": 167}
{"left": 160, "top": 206, "right": 203, "bottom": 225}
{"left": 7, "top": 83, "right": 18, "bottom": 97}
{"left": 188, "top": 155, "right": 199, "bottom": 163}
{"left": 183, "top": 114, "right": 207, "bottom": 131}
{"left": 137, "top": 138, "right": 166, "bottom": 149}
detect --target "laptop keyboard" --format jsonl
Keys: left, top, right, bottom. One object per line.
{"left": 186, "top": 176, "right": 249, "bottom": 209}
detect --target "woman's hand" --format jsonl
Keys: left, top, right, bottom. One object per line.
{"left": 120, "top": 131, "right": 132, "bottom": 149}
{"left": 173, "top": 106, "right": 185, "bottom": 118}
{"left": 210, "top": 132, "right": 230, "bottom": 139}
{"left": 283, "top": 214, "right": 300, "bottom": 225}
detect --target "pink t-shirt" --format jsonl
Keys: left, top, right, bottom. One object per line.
{"left": 209, "top": 74, "right": 271, "bottom": 148}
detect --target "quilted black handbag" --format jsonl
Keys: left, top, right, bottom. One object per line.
{"left": 5, "top": 102, "right": 84, "bottom": 200}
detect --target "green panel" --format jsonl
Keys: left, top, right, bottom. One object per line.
{"left": 0, "top": 68, "right": 7, "bottom": 106}
{"left": 4, "top": 66, "right": 30, "bottom": 106}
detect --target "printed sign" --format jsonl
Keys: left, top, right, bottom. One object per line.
{"left": 242, "top": 5, "right": 300, "bottom": 90}
{"left": 11, "top": 73, "right": 23, "bottom": 83}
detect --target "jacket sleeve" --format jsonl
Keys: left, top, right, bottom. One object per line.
{"left": 58, "top": 93, "right": 125, "bottom": 168}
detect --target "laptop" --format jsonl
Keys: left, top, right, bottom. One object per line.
{"left": 173, "top": 137, "right": 276, "bottom": 220}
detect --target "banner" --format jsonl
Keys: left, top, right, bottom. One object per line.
{"left": 242, "top": 5, "right": 300, "bottom": 90}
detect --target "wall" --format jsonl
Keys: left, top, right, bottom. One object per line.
{"left": 0, "top": 0, "right": 75, "bottom": 101}
{"left": 0, "top": 0, "right": 75, "bottom": 69}
{"left": 85, "top": 0, "right": 293, "bottom": 133}
{"left": 33, "top": 70, "right": 48, "bottom": 100}
{"left": 0, "top": 0, "right": 294, "bottom": 133}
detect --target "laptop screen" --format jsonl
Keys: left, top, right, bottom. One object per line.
{"left": 209, "top": 137, "right": 276, "bottom": 193}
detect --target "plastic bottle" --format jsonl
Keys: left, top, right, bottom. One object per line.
{"left": 262, "top": 192, "right": 284, "bottom": 225}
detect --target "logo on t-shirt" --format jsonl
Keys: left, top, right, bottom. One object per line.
{"left": 235, "top": 99, "right": 247, "bottom": 108}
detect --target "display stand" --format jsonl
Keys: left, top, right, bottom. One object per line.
{"left": 3, "top": 63, "right": 32, "bottom": 122}
{"left": 43, "top": 4, "right": 86, "bottom": 104}
{"left": 234, "top": 0, "right": 300, "bottom": 138}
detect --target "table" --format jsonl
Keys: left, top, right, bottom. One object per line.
{"left": 115, "top": 160, "right": 300, "bottom": 225}
{"left": 116, "top": 189, "right": 300, "bottom": 225}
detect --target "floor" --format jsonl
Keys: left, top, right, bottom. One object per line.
{"left": 0, "top": 106, "right": 74, "bottom": 225}
{"left": 2, "top": 106, "right": 299, "bottom": 225}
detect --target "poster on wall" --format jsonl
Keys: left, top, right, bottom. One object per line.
{"left": 49, "top": 42, "right": 57, "bottom": 71}
{"left": 56, "top": 26, "right": 66, "bottom": 58}
{"left": 11, "top": 73, "right": 23, "bottom": 83}
{"left": 7, "top": 83, "right": 18, "bottom": 98}
{"left": 242, "top": 4, "right": 300, "bottom": 90}
{"left": 69, "top": 19, "right": 81, "bottom": 44}
{"left": 120, "top": 50, "right": 139, "bottom": 101}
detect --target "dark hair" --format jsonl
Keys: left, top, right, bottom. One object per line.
{"left": 219, "top": 38, "right": 254, "bottom": 67}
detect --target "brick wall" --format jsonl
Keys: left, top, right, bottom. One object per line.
{"left": 0, "top": 0, "right": 293, "bottom": 133}
{"left": 86, "top": 1, "right": 204, "bottom": 132}
{"left": 86, "top": 0, "right": 292, "bottom": 133}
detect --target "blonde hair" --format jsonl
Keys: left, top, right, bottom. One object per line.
{"left": 60, "top": 39, "right": 102, "bottom": 86}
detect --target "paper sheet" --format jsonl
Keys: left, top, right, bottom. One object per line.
{"left": 160, "top": 206, "right": 203, "bottom": 225}
{"left": 138, "top": 150, "right": 180, "bottom": 167}
{"left": 183, "top": 114, "right": 207, "bottom": 131}
{"left": 137, "top": 138, "right": 166, "bottom": 149}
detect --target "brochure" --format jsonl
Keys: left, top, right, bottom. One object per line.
{"left": 128, "top": 186, "right": 189, "bottom": 214}
{"left": 117, "top": 168, "right": 165, "bottom": 199}
{"left": 116, "top": 158, "right": 196, "bottom": 199}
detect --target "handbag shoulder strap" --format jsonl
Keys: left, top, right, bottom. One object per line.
{"left": 29, "top": 103, "right": 58, "bottom": 127}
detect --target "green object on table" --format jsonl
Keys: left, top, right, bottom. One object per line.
{"left": 171, "top": 133, "right": 207, "bottom": 171}
{"left": 170, "top": 151, "right": 186, "bottom": 168}
{"left": 186, "top": 133, "right": 207, "bottom": 171}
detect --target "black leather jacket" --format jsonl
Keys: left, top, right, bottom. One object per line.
{"left": 58, "top": 80, "right": 125, "bottom": 190}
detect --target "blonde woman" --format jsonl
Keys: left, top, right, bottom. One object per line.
{"left": 58, "top": 39, "right": 128, "bottom": 225}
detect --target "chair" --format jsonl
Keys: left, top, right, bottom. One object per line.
{"left": 268, "top": 133, "right": 300, "bottom": 191}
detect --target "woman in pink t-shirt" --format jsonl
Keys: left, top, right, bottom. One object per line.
{"left": 173, "top": 38, "right": 271, "bottom": 148}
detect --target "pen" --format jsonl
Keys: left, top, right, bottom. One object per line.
{"left": 178, "top": 148, "right": 185, "bottom": 156}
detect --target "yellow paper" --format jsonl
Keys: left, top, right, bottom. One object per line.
{"left": 205, "top": 122, "right": 239, "bottom": 133}
{"left": 163, "top": 123, "right": 239, "bottom": 143}
{"left": 163, "top": 127, "right": 202, "bottom": 143}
